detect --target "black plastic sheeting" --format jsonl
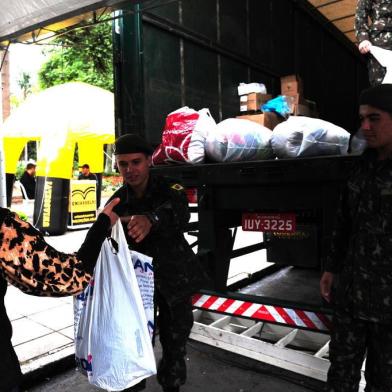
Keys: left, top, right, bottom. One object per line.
{"left": 114, "top": 0, "right": 368, "bottom": 144}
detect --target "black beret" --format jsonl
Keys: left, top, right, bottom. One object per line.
{"left": 359, "top": 84, "right": 392, "bottom": 113}
{"left": 114, "top": 134, "right": 154, "bottom": 155}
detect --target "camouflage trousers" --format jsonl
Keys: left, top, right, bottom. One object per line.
{"left": 325, "top": 310, "right": 392, "bottom": 392}
{"left": 156, "top": 294, "right": 194, "bottom": 389}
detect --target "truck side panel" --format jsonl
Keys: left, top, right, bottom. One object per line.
{"left": 114, "top": 0, "right": 368, "bottom": 142}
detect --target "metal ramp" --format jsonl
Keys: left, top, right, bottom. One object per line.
{"left": 191, "top": 309, "right": 366, "bottom": 391}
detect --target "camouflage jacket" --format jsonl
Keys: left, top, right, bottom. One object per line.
{"left": 109, "top": 174, "right": 205, "bottom": 306}
{"left": 355, "top": 0, "right": 392, "bottom": 47}
{"left": 325, "top": 150, "right": 392, "bottom": 322}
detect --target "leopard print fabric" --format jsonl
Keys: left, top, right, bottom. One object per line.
{"left": 0, "top": 211, "right": 92, "bottom": 297}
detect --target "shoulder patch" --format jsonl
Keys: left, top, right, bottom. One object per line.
{"left": 171, "top": 183, "right": 184, "bottom": 191}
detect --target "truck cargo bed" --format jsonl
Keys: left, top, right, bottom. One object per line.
{"left": 238, "top": 266, "right": 323, "bottom": 308}
{"left": 154, "top": 155, "right": 356, "bottom": 293}
{"left": 152, "top": 155, "right": 358, "bottom": 187}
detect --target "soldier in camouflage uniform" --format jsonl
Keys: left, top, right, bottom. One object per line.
{"left": 355, "top": 0, "right": 392, "bottom": 85}
{"left": 320, "top": 84, "right": 392, "bottom": 391}
{"left": 109, "top": 134, "right": 204, "bottom": 392}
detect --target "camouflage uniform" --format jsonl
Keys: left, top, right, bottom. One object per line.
{"left": 355, "top": 0, "right": 392, "bottom": 85}
{"left": 324, "top": 149, "right": 392, "bottom": 391}
{"left": 109, "top": 174, "right": 204, "bottom": 391}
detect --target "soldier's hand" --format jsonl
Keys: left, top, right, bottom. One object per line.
{"left": 101, "top": 198, "right": 120, "bottom": 227}
{"left": 127, "top": 215, "right": 152, "bottom": 243}
{"left": 358, "top": 40, "right": 371, "bottom": 54}
{"left": 320, "top": 271, "right": 334, "bottom": 303}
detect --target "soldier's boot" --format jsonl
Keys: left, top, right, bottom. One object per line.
{"left": 162, "top": 387, "right": 179, "bottom": 392}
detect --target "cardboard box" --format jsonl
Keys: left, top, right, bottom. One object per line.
{"left": 283, "top": 94, "right": 305, "bottom": 113}
{"left": 284, "top": 93, "right": 303, "bottom": 106}
{"left": 238, "top": 82, "right": 266, "bottom": 96}
{"left": 293, "top": 102, "right": 318, "bottom": 118}
{"left": 293, "top": 104, "right": 311, "bottom": 117}
{"left": 281, "top": 74, "right": 303, "bottom": 96}
{"left": 236, "top": 112, "right": 284, "bottom": 130}
{"left": 240, "top": 93, "right": 272, "bottom": 112}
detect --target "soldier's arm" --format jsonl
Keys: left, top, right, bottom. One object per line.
{"left": 323, "top": 187, "right": 351, "bottom": 273}
{"left": 355, "top": 0, "right": 372, "bottom": 43}
{"left": 147, "top": 183, "right": 190, "bottom": 234}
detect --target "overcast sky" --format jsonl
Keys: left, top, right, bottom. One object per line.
{"left": 8, "top": 43, "right": 47, "bottom": 95}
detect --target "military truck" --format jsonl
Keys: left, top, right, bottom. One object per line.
{"left": 0, "top": 0, "right": 368, "bottom": 386}
{"left": 112, "top": 0, "right": 367, "bottom": 384}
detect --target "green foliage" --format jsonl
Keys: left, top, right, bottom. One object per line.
{"left": 38, "top": 21, "right": 113, "bottom": 91}
{"left": 17, "top": 72, "right": 32, "bottom": 98}
{"left": 15, "top": 162, "right": 25, "bottom": 180}
{"left": 10, "top": 94, "right": 22, "bottom": 109}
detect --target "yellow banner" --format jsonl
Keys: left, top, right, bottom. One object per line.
{"left": 69, "top": 180, "right": 96, "bottom": 226}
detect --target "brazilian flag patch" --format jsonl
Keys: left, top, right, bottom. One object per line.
{"left": 171, "top": 183, "right": 184, "bottom": 191}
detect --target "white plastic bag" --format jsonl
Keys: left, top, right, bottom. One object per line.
{"left": 350, "top": 129, "right": 367, "bottom": 155}
{"left": 131, "top": 251, "right": 154, "bottom": 339}
{"left": 205, "top": 118, "right": 274, "bottom": 162}
{"left": 237, "top": 82, "right": 267, "bottom": 95}
{"left": 74, "top": 221, "right": 156, "bottom": 391}
{"left": 370, "top": 46, "right": 392, "bottom": 84}
{"left": 271, "top": 116, "right": 350, "bottom": 158}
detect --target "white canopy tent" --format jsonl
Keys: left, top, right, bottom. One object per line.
{"left": 0, "top": 0, "right": 134, "bottom": 207}
{"left": 0, "top": 0, "right": 133, "bottom": 43}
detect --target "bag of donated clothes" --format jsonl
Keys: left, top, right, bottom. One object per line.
{"left": 152, "top": 106, "right": 216, "bottom": 164}
{"left": 205, "top": 118, "right": 274, "bottom": 162}
{"left": 74, "top": 220, "right": 156, "bottom": 391}
{"left": 271, "top": 116, "right": 350, "bottom": 158}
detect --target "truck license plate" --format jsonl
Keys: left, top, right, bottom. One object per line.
{"left": 242, "top": 213, "right": 296, "bottom": 233}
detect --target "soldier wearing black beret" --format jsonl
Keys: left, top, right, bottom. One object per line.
{"left": 321, "top": 84, "right": 392, "bottom": 391}
{"left": 109, "top": 133, "right": 205, "bottom": 392}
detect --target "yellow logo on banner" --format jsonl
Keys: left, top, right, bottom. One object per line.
{"left": 42, "top": 181, "right": 53, "bottom": 227}
{"left": 71, "top": 187, "right": 96, "bottom": 212}
{"left": 69, "top": 180, "right": 97, "bottom": 225}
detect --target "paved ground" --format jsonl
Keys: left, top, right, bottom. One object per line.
{"left": 26, "top": 341, "right": 325, "bottom": 392}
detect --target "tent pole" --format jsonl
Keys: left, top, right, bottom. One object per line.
{"left": 0, "top": 136, "right": 7, "bottom": 207}
{"left": 0, "top": 54, "right": 5, "bottom": 207}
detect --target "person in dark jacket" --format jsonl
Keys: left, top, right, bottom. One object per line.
{"left": 78, "top": 164, "right": 97, "bottom": 181}
{"left": 0, "top": 198, "right": 120, "bottom": 392}
{"left": 355, "top": 0, "right": 392, "bottom": 85}
{"left": 19, "top": 163, "right": 36, "bottom": 199}
{"left": 320, "top": 84, "right": 392, "bottom": 391}
{"left": 108, "top": 134, "right": 205, "bottom": 392}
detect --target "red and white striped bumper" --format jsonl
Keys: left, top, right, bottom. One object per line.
{"left": 192, "top": 293, "right": 332, "bottom": 332}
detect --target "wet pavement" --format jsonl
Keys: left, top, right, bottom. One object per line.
{"left": 26, "top": 341, "right": 324, "bottom": 392}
